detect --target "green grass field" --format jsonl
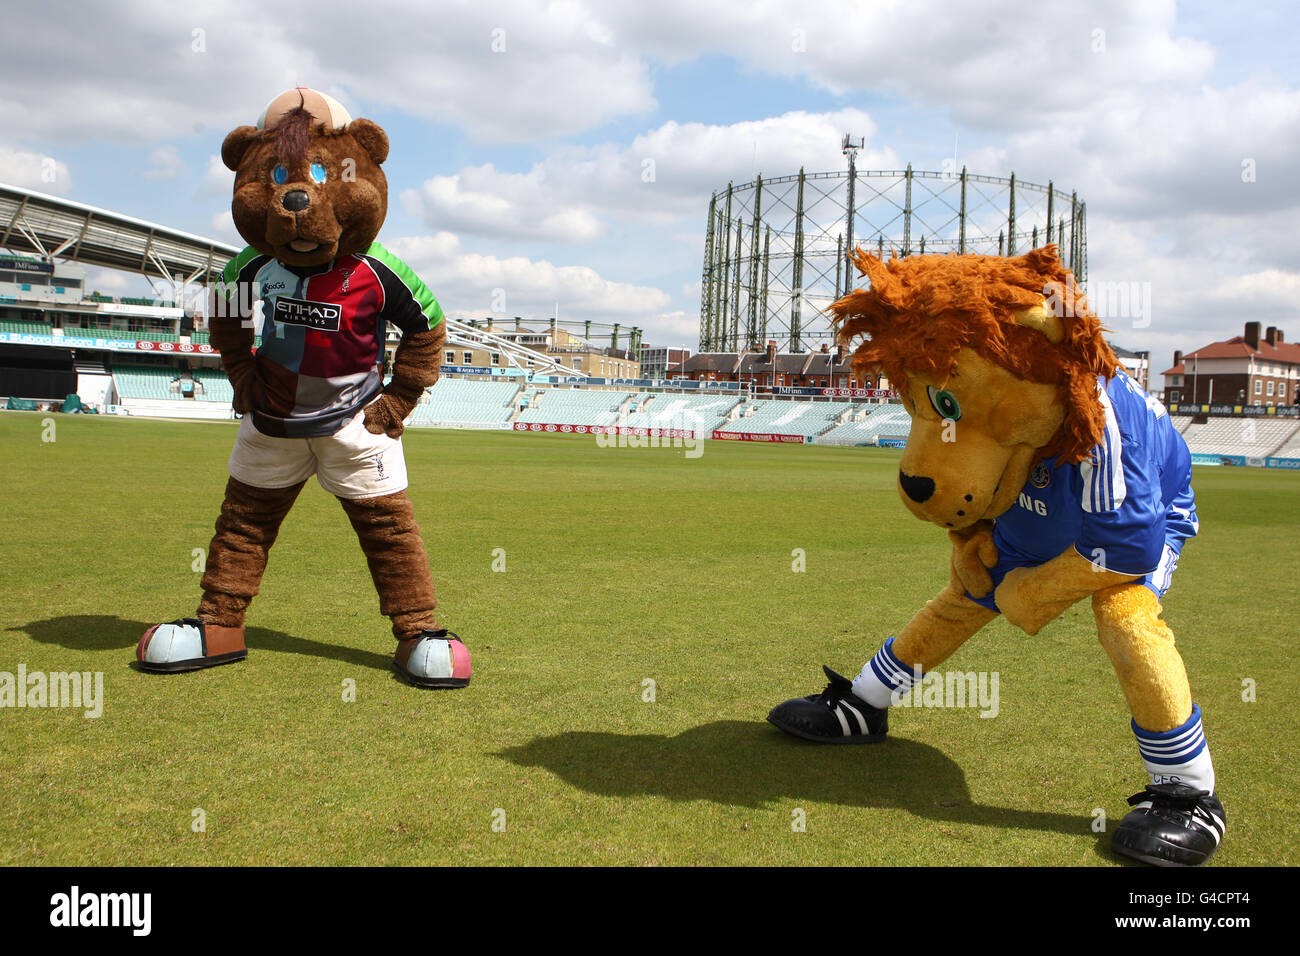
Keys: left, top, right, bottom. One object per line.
{"left": 1, "top": 410, "right": 1296, "bottom": 866}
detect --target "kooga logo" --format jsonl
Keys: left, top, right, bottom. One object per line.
{"left": 49, "top": 886, "right": 151, "bottom": 936}
{"left": 273, "top": 295, "right": 342, "bottom": 331}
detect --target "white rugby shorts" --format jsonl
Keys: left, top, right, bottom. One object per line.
{"left": 228, "top": 407, "right": 408, "bottom": 499}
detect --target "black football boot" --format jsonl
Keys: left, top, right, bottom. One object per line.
{"left": 1111, "top": 782, "right": 1226, "bottom": 866}
{"left": 768, "top": 665, "right": 888, "bottom": 744}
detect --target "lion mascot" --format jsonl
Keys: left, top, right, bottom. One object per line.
{"left": 768, "top": 246, "right": 1224, "bottom": 866}
{"left": 136, "top": 88, "right": 471, "bottom": 689}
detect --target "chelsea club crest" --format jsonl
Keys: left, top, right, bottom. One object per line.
{"left": 1031, "top": 462, "right": 1051, "bottom": 489}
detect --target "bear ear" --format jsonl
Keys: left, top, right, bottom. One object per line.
{"left": 221, "top": 126, "right": 260, "bottom": 171}
{"left": 346, "top": 119, "right": 389, "bottom": 166}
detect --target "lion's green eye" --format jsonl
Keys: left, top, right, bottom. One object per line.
{"left": 927, "top": 385, "right": 961, "bottom": 421}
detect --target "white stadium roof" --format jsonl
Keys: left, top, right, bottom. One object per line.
{"left": 0, "top": 181, "right": 583, "bottom": 376}
{"left": 0, "top": 182, "right": 239, "bottom": 284}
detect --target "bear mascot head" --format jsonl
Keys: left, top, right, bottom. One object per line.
{"left": 221, "top": 87, "right": 390, "bottom": 267}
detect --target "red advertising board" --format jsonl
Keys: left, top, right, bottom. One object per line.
{"left": 711, "top": 431, "right": 806, "bottom": 443}
{"left": 136, "top": 340, "right": 215, "bottom": 354}
{"left": 820, "top": 387, "right": 893, "bottom": 399}
{"left": 513, "top": 422, "right": 699, "bottom": 438}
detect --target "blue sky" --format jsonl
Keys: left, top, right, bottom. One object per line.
{"left": 1, "top": 0, "right": 1297, "bottom": 369}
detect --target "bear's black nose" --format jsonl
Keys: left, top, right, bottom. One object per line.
{"left": 899, "top": 470, "right": 935, "bottom": 503}
{"left": 281, "top": 190, "right": 310, "bottom": 212}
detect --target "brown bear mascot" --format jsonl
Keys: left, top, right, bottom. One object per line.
{"left": 137, "top": 88, "right": 470, "bottom": 689}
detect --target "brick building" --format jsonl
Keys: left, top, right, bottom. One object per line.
{"left": 1161, "top": 322, "right": 1299, "bottom": 407}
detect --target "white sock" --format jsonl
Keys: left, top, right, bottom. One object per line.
{"left": 851, "top": 638, "right": 921, "bottom": 710}
{"left": 1134, "top": 703, "right": 1216, "bottom": 793}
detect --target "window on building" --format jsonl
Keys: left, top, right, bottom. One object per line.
{"left": 1267, "top": 381, "right": 1275, "bottom": 396}
{"left": 1169, "top": 391, "right": 1180, "bottom": 403}
{"left": 490, "top": 352, "right": 500, "bottom": 366}
{"left": 463, "top": 351, "right": 474, "bottom": 365}
{"left": 1255, "top": 379, "right": 1263, "bottom": 395}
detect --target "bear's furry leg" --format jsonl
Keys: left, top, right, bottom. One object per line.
{"left": 1093, "top": 583, "right": 1192, "bottom": 733}
{"left": 891, "top": 583, "right": 998, "bottom": 672}
{"left": 338, "top": 491, "right": 439, "bottom": 639}
{"left": 196, "top": 477, "right": 306, "bottom": 627}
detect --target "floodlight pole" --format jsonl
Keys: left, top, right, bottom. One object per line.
{"left": 842, "top": 134, "right": 864, "bottom": 265}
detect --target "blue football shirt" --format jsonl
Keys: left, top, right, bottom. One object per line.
{"left": 969, "top": 368, "right": 1198, "bottom": 611}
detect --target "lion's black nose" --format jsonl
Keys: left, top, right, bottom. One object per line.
{"left": 899, "top": 470, "right": 935, "bottom": 503}
{"left": 281, "top": 190, "right": 310, "bottom": 212}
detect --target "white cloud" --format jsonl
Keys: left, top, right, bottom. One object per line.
{"left": 210, "top": 209, "right": 239, "bottom": 246}
{"left": 83, "top": 267, "right": 130, "bottom": 293}
{"left": 402, "top": 108, "right": 895, "bottom": 242}
{"left": 0, "top": 1, "right": 656, "bottom": 147}
{"left": 385, "top": 232, "right": 672, "bottom": 327}
{"left": 0, "top": 146, "right": 70, "bottom": 193}
{"left": 142, "top": 145, "right": 185, "bottom": 180}
{"left": 401, "top": 168, "right": 605, "bottom": 243}
{"left": 197, "top": 154, "right": 234, "bottom": 198}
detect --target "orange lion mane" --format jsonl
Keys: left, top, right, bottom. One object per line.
{"left": 831, "top": 244, "right": 1118, "bottom": 464}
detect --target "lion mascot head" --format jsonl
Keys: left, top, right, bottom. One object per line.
{"left": 219, "top": 87, "right": 390, "bottom": 267}
{"left": 832, "top": 245, "right": 1118, "bottom": 531}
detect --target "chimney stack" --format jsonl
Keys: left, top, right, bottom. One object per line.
{"left": 1244, "top": 321, "right": 1261, "bottom": 350}
{"left": 766, "top": 339, "right": 777, "bottom": 363}
{"left": 1173, "top": 349, "right": 1183, "bottom": 369}
{"left": 1266, "top": 326, "right": 1279, "bottom": 347}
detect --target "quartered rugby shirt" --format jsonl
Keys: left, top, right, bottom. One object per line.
{"left": 219, "top": 241, "right": 444, "bottom": 438}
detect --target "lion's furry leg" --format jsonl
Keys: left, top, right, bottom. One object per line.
{"left": 891, "top": 584, "right": 998, "bottom": 672}
{"left": 1093, "top": 584, "right": 1192, "bottom": 733}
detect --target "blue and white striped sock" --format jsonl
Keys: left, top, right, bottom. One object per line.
{"left": 1134, "top": 703, "right": 1216, "bottom": 792}
{"left": 851, "top": 638, "right": 922, "bottom": 710}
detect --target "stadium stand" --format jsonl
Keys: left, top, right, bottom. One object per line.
{"left": 513, "top": 387, "right": 627, "bottom": 427}
{"left": 617, "top": 393, "right": 745, "bottom": 434}
{"left": 0, "top": 320, "right": 51, "bottom": 336}
{"left": 718, "top": 399, "right": 857, "bottom": 437}
{"left": 818, "top": 404, "right": 913, "bottom": 445}
{"left": 112, "top": 365, "right": 183, "bottom": 401}
{"left": 1270, "top": 425, "right": 1300, "bottom": 458}
{"left": 192, "top": 368, "right": 234, "bottom": 403}
{"left": 410, "top": 378, "right": 518, "bottom": 427}
{"left": 1180, "top": 417, "right": 1298, "bottom": 457}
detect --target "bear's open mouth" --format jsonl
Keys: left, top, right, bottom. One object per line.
{"left": 288, "top": 239, "right": 321, "bottom": 252}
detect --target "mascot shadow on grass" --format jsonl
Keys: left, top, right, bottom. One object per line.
{"left": 766, "top": 248, "right": 1226, "bottom": 867}
{"left": 135, "top": 88, "right": 470, "bottom": 690}
{"left": 498, "top": 722, "right": 1100, "bottom": 851}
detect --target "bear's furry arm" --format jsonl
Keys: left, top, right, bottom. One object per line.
{"left": 207, "top": 289, "right": 257, "bottom": 414}
{"left": 362, "top": 322, "right": 446, "bottom": 438}
{"left": 994, "top": 546, "right": 1139, "bottom": 635}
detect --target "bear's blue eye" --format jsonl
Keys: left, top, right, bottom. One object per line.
{"left": 927, "top": 385, "right": 961, "bottom": 421}
{"left": 309, "top": 163, "right": 327, "bottom": 184}
{"left": 272, "top": 165, "right": 288, "bottom": 185}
